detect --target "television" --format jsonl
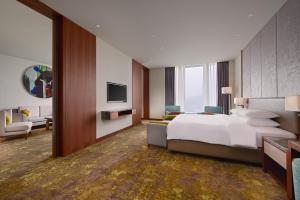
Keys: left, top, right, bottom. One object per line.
{"left": 107, "top": 82, "right": 127, "bottom": 102}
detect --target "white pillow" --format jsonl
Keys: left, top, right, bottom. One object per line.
{"left": 230, "top": 108, "right": 279, "bottom": 119}
{"left": 243, "top": 118, "right": 280, "bottom": 127}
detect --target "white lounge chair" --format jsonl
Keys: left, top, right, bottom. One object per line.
{"left": 0, "top": 109, "right": 32, "bottom": 139}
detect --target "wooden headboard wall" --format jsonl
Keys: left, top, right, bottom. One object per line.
{"left": 248, "top": 98, "right": 299, "bottom": 136}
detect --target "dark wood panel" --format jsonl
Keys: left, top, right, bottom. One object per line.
{"left": 59, "top": 17, "right": 96, "bottom": 156}
{"left": 261, "top": 16, "right": 277, "bottom": 97}
{"left": 132, "top": 60, "right": 142, "bottom": 125}
{"left": 143, "top": 67, "right": 150, "bottom": 119}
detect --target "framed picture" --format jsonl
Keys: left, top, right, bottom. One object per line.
{"left": 23, "top": 65, "right": 52, "bottom": 98}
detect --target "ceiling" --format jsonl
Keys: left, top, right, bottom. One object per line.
{"left": 0, "top": 0, "right": 52, "bottom": 65}
{"left": 41, "top": 0, "right": 286, "bottom": 68}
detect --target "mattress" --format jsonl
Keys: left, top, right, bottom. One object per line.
{"left": 167, "top": 114, "right": 296, "bottom": 148}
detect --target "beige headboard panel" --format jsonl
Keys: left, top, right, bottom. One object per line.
{"left": 248, "top": 98, "right": 299, "bottom": 135}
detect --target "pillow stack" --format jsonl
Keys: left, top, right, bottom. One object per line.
{"left": 230, "top": 108, "right": 279, "bottom": 127}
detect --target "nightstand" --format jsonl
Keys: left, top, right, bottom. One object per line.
{"left": 263, "top": 137, "right": 290, "bottom": 188}
{"left": 287, "top": 141, "right": 300, "bottom": 200}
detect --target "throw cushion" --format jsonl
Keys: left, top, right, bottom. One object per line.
{"left": 5, "top": 114, "right": 12, "bottom": 126}
{"left": 21, "top": 109, "right": 31, "bottom": 117}
{"left": 199, "top": 112, "right": 215, "bottom": 115}
{"left": 162, "top": 115, "right": 177, "bottom": 120}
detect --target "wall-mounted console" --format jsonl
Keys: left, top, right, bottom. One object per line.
{"left": 101, "top": 109, "right": 134, "bottom": 120}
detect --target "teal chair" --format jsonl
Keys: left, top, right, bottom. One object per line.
{"left": 293, "top": 158, "right": 300, "bottom": 200}
{"left": 165, "top": 105, "right": 181, "bottom": 115}
{"left": 204, "top": 106, "right": 223, "bottom": 114}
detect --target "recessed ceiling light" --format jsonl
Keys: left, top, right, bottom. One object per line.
{"left": 96, "top": 24, "right": 101, "bottom": 28}
{"left": 248, "top": 14, "right": 254, "bottom": 18}
{"left": 151, "top": 34, "right": 157, "bottom": 38}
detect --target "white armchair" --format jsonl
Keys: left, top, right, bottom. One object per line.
{"left": 0, "top": 109, "right": 32, "bottom": 139}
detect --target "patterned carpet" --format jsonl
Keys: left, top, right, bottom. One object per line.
{"left": 0, "top": 124, "right": 286, "bottom": 200}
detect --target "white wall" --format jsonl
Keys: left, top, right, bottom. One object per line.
{"left": 96, "top": 37, "right": 132, "bottom": 138}
{"left": 149, "top": 68, "right": 165, "bottom": 119}
{"left": 0, "top": 54, "right": 52, "bottom": 110}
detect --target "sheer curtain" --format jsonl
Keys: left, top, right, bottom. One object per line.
{"left": 207, "top": 63, "right": 217, "bottom": 106}
{"left": 175, "top": 66, "right": 185, "bottom": 111}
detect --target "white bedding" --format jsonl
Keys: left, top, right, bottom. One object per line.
{"left": 167, "top": 114, "right": 296, "bottom": 149}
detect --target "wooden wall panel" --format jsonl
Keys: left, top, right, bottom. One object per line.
{"left": 132, "top": 60, "right": 142, "bottom": 125}
{"left": 143, "top": 67, "right": 150, "bottom": 119}
{"left": 59, "top": 17, "right": 96, "bottom": 156}
{"left": 277, "top": 0, "right": 300, "bottom": 97}
{"left": 261, "top": 16, "right": 277, "bottom": 97}
{"left": 242, "top": 44, "right": 251, "bottom": 97}
{"left": 250, "top": 33, "right": 262, "bottom": 98}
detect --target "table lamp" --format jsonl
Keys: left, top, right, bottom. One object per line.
{"left": 285, "top": 96, "right": 300, "bottom": 116}
{"left": 234, "top": 97, "right": 248, "bottom": 108}
{"left": 222, "top": 87, "right": 232, "bottom": 112}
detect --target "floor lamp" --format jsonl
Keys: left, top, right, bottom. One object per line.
{"left": 222, "top": 87, "right": 232, "bottom": 114}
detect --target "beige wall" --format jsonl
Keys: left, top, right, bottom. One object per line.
{"left": 234, "top": 54, "right": 242, "bottom": 98}
{"left": 149, "top": 68, "right": 165, "bottom": 119}
{"left": 96, "top": 37, "right": 132, "bottom": 138}
{"left": 228, "top": 54, "right": 242, "bottom": 107}
{"left": 0, "top": 54, "right": 52, "bottom": 110}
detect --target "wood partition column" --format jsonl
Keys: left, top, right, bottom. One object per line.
{"left": 18, "top": 0, "right": 97, "bottom": 157}
{"left": 143, "top": 67, "right": 149, "bottom": 119}
{"left": 132, "top": 60, "right": 142, "bottom": 125}
{"left": 57, "top": 17, "right": 96, "bottom": 156}
{"left": 132, "top": 60, "right": 150, "bottom": 124}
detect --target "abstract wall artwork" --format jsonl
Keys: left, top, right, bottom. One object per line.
{"left": 23, "top": 65, "right": 52, "bottom": 98}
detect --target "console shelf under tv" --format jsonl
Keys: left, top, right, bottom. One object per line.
{"left": 101, "top": 109, "right": 133, "bottom": 120}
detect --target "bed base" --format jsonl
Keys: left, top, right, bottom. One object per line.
{"left": 168, "top": 140, "right": 263, "bottom": 164}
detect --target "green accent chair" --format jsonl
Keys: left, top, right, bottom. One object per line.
{"left": 165, "top": 105, "right": 181, "bottom": 115}
{"left": 293, "top": 158, "right": 300, "bottom": 200}
{"left": 204, "top": 106, "right": 223, "bottom": 114}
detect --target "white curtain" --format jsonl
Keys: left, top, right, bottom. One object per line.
{"left": 207, "top": 63, "right": 217, "bottom": 106}
{"left": 175, "top": 66, "right": 185, "bottom": 111}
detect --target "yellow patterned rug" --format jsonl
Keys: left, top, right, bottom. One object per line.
{"left": 0, "top": 124, "right": 286, "bottom": 200}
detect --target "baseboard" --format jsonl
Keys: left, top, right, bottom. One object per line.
{"left": 148, "top": 118, "right": 163, "bottom": 121}
{"left": 95, "top": 125, "right": 133, "bottom": 143}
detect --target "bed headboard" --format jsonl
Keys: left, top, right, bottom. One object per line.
{"left": 248, "top": 98, "right": 300, "bottom": 135}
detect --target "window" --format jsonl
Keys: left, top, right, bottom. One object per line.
{"left": 184, "top": 66, "right": 204, "bottom": 113}
{"left": 175, "top": 63, "right": 217, "bottom": 113}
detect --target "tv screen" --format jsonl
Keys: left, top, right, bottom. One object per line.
{"left": 107, "top": 82, "right": 127, "bottom": 102}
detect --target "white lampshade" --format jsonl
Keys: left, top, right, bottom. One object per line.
{"left": 285, "top": 96, "right": 300, "bottom": 111}
{"left": 222, "top": 87, "right": 232, "bottom": 94}
{"left": 234, "top": 97, "right": 247, "bottom": 105}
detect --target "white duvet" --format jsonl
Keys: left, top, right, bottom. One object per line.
{"left": 167, "top": 114, "right": 258, "bottom": 149}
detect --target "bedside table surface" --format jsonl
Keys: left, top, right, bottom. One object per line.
{"left": 264, "top": 137, "right": 297, "bottom": 153}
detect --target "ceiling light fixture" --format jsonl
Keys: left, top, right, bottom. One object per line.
{"left": 96, "top": 24, "right": 101, "bottom": 28}
{"left": 248, "top": 14, "right": 254, "bottom": 18}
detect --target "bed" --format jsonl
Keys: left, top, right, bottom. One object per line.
{"left": 167, "top": 98, "right": 300, "bottom": 164}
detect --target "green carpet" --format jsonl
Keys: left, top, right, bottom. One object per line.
{"left": 0, "top": 124, "right": 286, "bottom": 200}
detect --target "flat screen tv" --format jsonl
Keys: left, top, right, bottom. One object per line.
{"left": 107, "top": 82, "right": 127, "bottom": 102}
